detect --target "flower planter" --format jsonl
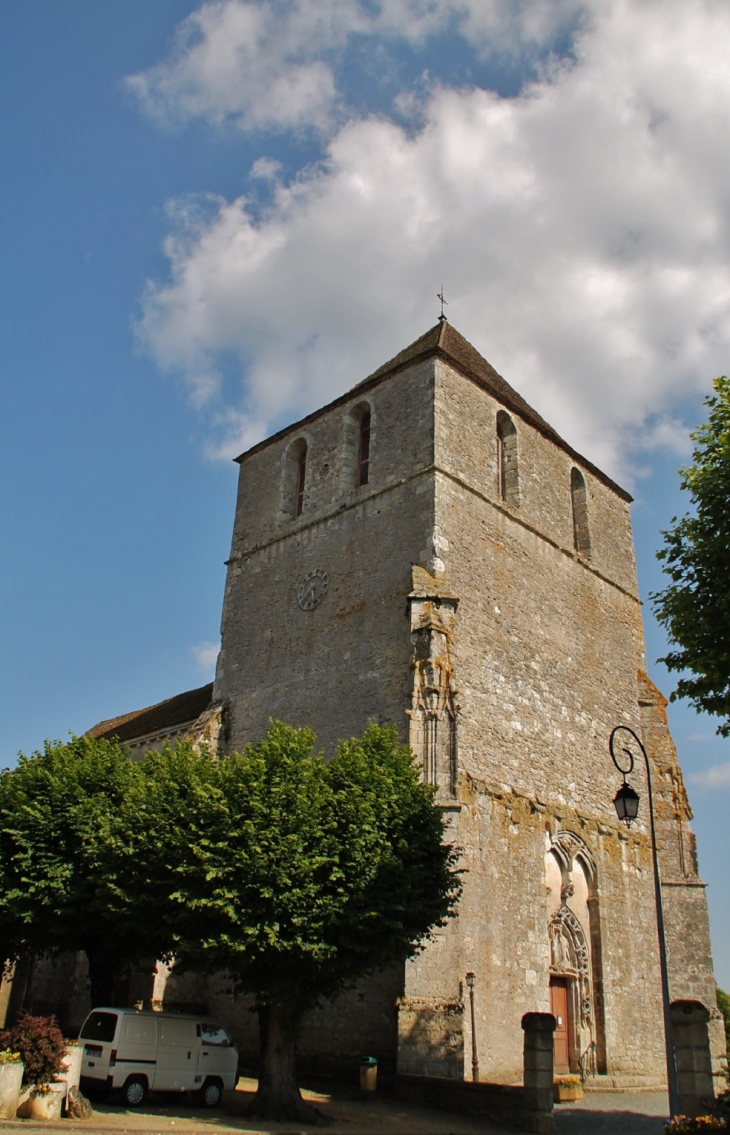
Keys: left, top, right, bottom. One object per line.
{"left": 0, "top": 1063, "right": 23, "bottom": 1119}
{"left": 553, "top": 1079, "right": 583, "bottom": 1103}
{"left": 57, "top": 1044, "right": 83, "bottom": 1107}
{"left": 28, "top": 1085, "right": 64, "bottom": 1122}
{"left": 16, "top": 1085, "right": 32, "bottom": 1118}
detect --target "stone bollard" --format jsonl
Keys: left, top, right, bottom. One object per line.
{"left": 522, "top": 1013, "right": 556, "bottom": 1133}
{"left": 671, "top": 1000, "right": 715, "bottom": 1118}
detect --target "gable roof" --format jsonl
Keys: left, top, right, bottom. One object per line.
{"left": 236, "top": 321, "right": 631, "bottom": 502}
{"left": 86, "top": 683, "right": 213, "bottom": 744}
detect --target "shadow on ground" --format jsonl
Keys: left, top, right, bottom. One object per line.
{"left": 554, "top": 1102, "right": 668, "bottom": 1135}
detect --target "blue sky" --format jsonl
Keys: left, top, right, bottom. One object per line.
{"left": 1, "top": 0, "right": 728, "bottom": 987}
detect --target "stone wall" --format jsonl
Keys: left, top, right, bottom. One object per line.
{"left": 215, "top": 358, "right": 436, "bottom": 756}
{"left": 15, "top": 329, "right": 717, "bottom": 1096}
{"left": 210, "top": 342, "right": 719, "bottom": 1087}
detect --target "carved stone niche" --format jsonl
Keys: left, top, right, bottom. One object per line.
{"left": 407, "top": 566, "right": 459, "bottom": 797}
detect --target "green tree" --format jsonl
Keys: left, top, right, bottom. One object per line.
{"left": 718, "top": 987, "right": 730, "bottom": 1053}
{"left": 138, "top": 721, "right": 461, "bottom": 1122}
{"left": 652, "top": 376, "right": 730, "bottom": 733}
{"left": 0, "top": 735, "right": 173, "bottom": 1007}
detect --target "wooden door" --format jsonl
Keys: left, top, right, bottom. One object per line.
{"left": 550, "top": 977, "right": 571, "bottom": 1075}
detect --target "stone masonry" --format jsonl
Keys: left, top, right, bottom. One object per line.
{"left": 12, "top": 321, "right": 721, "bottom": 1092}
{"left": 208, "top": 321, "right": 722, "bottom": 1085}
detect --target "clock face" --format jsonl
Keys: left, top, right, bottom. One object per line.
{"left": 297, "top": 568, "right": 329, "bottom": 611}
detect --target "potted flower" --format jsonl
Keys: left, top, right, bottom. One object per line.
{"left": 0, "top": 1011, "right": 70, "bottom": 1121}
{"left": 0, "top": 1050, "right": 24, "bottom": 1119}
{"left": 553, "top": 1075, "right": 583, "bottom": 1102}
{"left": 56, "top": 1038, "right": 83, "bottom": 1102}
{"left": 664, "top": 1118, "right": 727, "bottom": 1133}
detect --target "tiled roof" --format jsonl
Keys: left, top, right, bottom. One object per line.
{"left": 235, "top": 321, "right": 631, "bottom": 502}
{"left": 86, "top": 683, "right": 213, "bottom": 744}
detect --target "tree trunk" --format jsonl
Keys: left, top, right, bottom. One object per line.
{"left": 247, "top": 1002, "right": 323, "bottom": 1123}
{"left": 86, "top": 951, "right": 117, "bottom": 1009}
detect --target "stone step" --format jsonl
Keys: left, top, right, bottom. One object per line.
{"left": 582, "top": 1073, "right": 666, "bottom": 1093}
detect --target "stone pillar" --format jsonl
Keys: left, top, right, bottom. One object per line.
{"left": 522, "top": 1012, "right": 556, "bottom": 1133}
{"left": 671, "top": 1000, "right": 715, "bottom": 1118}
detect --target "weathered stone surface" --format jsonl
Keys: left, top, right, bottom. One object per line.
{"left": 14, "top": 323, "right": 718, "bottom": 1101}
{"left": 210, "top": 324, "right": 719, "bottom": 1087}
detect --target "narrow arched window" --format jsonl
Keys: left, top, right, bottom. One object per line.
{"left": 496, "top": 411, "right": 519, "bottom": 507}
{"left": 341, "top": 402, "right": 372, "bottom": 493}
{"left": 280, "top": 437, "right": 308, "bottom": 523}
{"left": 295, "top": 446, "right": 307, "bottom": 518}
{"left": 357, "top": 411, "right": 371, "bottom": 487}
{"left": 571, "top": 468, "right": 591, "bottom": 556}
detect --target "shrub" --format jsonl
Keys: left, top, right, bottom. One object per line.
{"left": 0, "top": 1012, "right": 68, "bottom": 1086}
{"left": 0, "top": 1050, "right": 21, "bottom": 1065}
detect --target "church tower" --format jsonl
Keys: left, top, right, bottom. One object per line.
{"left": 214, "top": 321, "right": 723, "bottom": 1085}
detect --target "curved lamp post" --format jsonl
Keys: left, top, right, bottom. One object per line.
{"left": 609, "top": 725, "right": 680, "bottom": 1118}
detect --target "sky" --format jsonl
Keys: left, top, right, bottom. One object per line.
{"left": 0, "top": 0, "right": 728, "bottom": 987}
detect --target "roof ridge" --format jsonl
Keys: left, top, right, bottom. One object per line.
{"left": 86, "top": 682, "right": 214, "bottom": 742}
{"left": 234, "top": 322, "right": 631, "bottom": 502}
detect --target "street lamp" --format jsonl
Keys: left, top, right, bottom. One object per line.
{"left": 465, "top": 972, "right": 479, "bottom": 1082}
{"left": 609, "top": 725, "right": 680, "bottom": 1118}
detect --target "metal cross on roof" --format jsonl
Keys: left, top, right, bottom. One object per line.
{"left": 437, "top": 285, "right": 448, "bottom": 322}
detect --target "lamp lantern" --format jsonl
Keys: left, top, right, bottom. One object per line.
{"left": 613, "top": 781, "right": 640, "bottom": 826}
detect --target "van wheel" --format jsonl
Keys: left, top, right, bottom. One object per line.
{"left": 199, "top": 1078, "right": 223, "bottom": 1108}
{"left": 122, "top": 1076, "right": 148, "bottom": 1107}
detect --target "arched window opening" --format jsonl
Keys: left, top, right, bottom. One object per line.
{"left": 280, "top": 437, "right": 308, "bottom": 523}
{"left": 571, "top": 468, "right": 591, "bottom": 556}
{"left": 341, "top": 402, "right": 372, "bottom": 493}
{"left": 295, "top": 446, "right": 307, "bottom": 518}
{"left": 357, "top": 411, "right": 371, "bottom": 487}
{"left": 496, "top": 411, "right": 519, "bottom": 506}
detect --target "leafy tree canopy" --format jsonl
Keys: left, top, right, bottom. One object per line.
{"left": 717, "top": 986, "right": 730, "bottom": 1052}
{"left": 1, "top": 721, "right": 460, "bottom": 1122}
{"left": 134, "top": 721, "right": 461, "bottom": 1121}
{"left": 0, "top": 735, "right": 172, "bottom": 1006}
{"left": 148, "top": 721, "right": 461, "bottom": 1007}
{"left": 652, "top": 376, "right": 730, "bottom": 734}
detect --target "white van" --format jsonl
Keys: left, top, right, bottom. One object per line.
{"left": 78, "top": 1007, "right": 238, "bottom": 1108}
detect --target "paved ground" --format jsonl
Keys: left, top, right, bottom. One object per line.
{"left": 555, "top": 1091, "right": 668, "bottom": 1134}
{"left": 0, "top": 1080, "right": 672, "bottom": 1135}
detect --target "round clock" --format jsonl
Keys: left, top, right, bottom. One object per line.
{"left": 297, "top": 568, "right": 329, "bottom": 611}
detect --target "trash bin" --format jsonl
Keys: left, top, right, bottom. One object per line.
{"left": 359, "top": 1056, "right": 378, "bottom": 1092}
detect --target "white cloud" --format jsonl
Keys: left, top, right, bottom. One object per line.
{"left": 192, "top": 641, "right": 220, "bottom": 675}
{"left": 125, "top": 0, "right": 583, "bottom": 135}
{"left": 689, "top": 762, "right": 730, "bottom": 790}
{"left": 134, "top": 0, "right": 730, "bottom": 479}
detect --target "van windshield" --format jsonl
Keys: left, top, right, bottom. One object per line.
{"left": 80, "top": 1012, "right": 118, "bottom": 1042}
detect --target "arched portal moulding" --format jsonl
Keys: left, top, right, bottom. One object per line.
{"left": 547, "top": 829, "right": 607, "bottom": 1075}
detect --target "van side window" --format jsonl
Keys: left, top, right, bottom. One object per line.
{"left": 159, "top": 1018, "right": 197, "bottom": 1046}
{"left": 201, "top": 1023, "right": 232, "bottom": 1047}
{"left": 121, "top": 1015, "right": 157, "bottom": 1045}
{"left": 80, "top": 1012, "right": 118, "bottom": 1042}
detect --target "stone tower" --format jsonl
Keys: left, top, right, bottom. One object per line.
{"left": 202, "top": 321, "right": 723, "bottom": 1085}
